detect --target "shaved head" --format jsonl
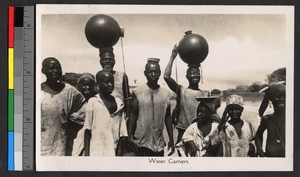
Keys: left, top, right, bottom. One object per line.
{"left": 96, "top": 70, "right": 114, "bottom": 95}
{"left": 41, "top": 57, "right": 62, "bottom": 81}
{"left": 96, "top": 70, "right": 113, "bottom": 83}
{"left": 42, "top": 57, "right": 60, "bottom": 69}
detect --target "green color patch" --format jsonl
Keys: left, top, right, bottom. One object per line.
{"left": 8, "top": 90, "right": 14, "bottom": 131}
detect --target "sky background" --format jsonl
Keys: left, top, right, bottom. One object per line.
{"left": 40, "top": 12, "right": 289, "bottom": 91}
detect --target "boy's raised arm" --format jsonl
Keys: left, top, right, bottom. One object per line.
{"left": 164, "top": 45, "right": 179, "bottom": 93}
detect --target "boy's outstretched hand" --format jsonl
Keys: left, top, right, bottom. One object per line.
{"left": 218, "top": 106, "right": 230, "bottom": 131}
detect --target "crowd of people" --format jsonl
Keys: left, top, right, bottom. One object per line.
{"left": 40, "top": 45, "right": 286, "bottom": 158}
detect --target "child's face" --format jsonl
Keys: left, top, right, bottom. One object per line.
{"left": 196, "top": 105, "right": 211, "bottom": 125}
{"left": 227, "top": 105, "right": 243, "bottom": 121}
{"left": 98, "top": 75, "right": 114, "bottom": 95}
{"left": 270, "top": 85, "right": 285, "bottom": 112}
{"left": 78, "top": 78, "right": 95, "bottom": 98}
{"left": 42, "top": 59, "right": 62, "bottom": 81}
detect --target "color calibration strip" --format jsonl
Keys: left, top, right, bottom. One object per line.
{"left": 8, "top": 6, "right": 35, "bottom": 171}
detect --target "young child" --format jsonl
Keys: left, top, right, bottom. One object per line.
{"left": 84, "top": 70, "right": 127, "bottom": 156}
{"left": 255, "top": 84, "right": 285, "bottom": 157}
{"left": 176, "top": 97, "right": 220, "bottom": 157}
{"left": 71, "top": 73, "right": 96, "bottom": 156}
{"left": 211, "top": 95, "right": 256, "bottom": 157}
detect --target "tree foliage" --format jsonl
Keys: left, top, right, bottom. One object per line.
{"left": 61, "top": 72, "right": 81, "bottom": 87}
{"left": 248, "top": 82, "right": 262, "bottom": 92}
{"left": 223, "top": 67, "right": 286, "bottom": 93}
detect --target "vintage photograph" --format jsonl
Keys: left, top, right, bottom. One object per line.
{"left": 35, "top": 4, "right": 294, "bottom": 171}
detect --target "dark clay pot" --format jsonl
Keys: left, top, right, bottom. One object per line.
{"left": 177, "top": 31, "right": 209, "bottom": 65}
{"left": 85, "top": 14, "right": 124, "bottom": 49}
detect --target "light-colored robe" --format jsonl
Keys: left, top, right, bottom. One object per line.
{"left": 83, "top": 94, "right": 127, "bottom": 156}
{"left": 41, "top": 83, "right": 85, "bottom": 156}
{"left": 210, "top": 120, "right": 256, "bottom": 157}
{"left": 177, "top": 122, "right": 219, "bottom": 157}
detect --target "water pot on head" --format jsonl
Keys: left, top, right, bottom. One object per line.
{"left": 85, "top": 14, "right": 124, "bottom": 49}
{"left": 177, "top": 30, "right": 209, "bottom": 66}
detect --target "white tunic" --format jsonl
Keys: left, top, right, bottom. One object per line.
{"left": 84, "top": 94, "right": 127, "bottom": 156}
{"left": 177, "top": 122, "right": 219, "bottom": 157}
{"left": 41, "top": 83, "right": 85, "bottom": 156}
{"left": 210, "top": 120, "right": 256, "bottom": 157}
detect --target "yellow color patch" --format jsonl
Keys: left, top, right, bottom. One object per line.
{"left": 8, "top": 48, "right": 14, "bottom": 89}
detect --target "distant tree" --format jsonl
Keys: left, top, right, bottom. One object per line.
{"left": 248, "top": 81, "right": 263, "bottom": 92}
{"left": 235, "top": 85, "right": 249, "bottom": 92}
{"left": 223, "top": 67, "right": 285, "bottom": 94}
{"left": 61, "top": 72, "right": 81, "bottom": 87}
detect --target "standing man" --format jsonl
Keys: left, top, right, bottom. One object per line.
{"left": 41, "top": 57, "right": 85, "bottom": 156}
{"left": 99, "top": 47, "right": 130, "bottom": 118}
{"left": 176, "top": 97, "right": 221, "bottom": 157}
{"left": 71, "top": 73, "right": 96, "bottom": 156}
{"left": 164, "top": 45, "right": 208, "bottom": 148}
{"left": 128, "top": 58, "right": 175, "bottom": 156}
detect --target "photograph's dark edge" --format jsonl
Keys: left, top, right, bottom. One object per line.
{"left": 0, "top": 0, "right": 299, "bottom": 177}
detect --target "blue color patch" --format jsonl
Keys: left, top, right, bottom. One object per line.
{"left": 8, "top": 131, "right": 14, "bottom": 170}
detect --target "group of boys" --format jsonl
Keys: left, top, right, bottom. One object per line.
{"left": 41, "top": 45, "right": 286, "bottom": 158}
